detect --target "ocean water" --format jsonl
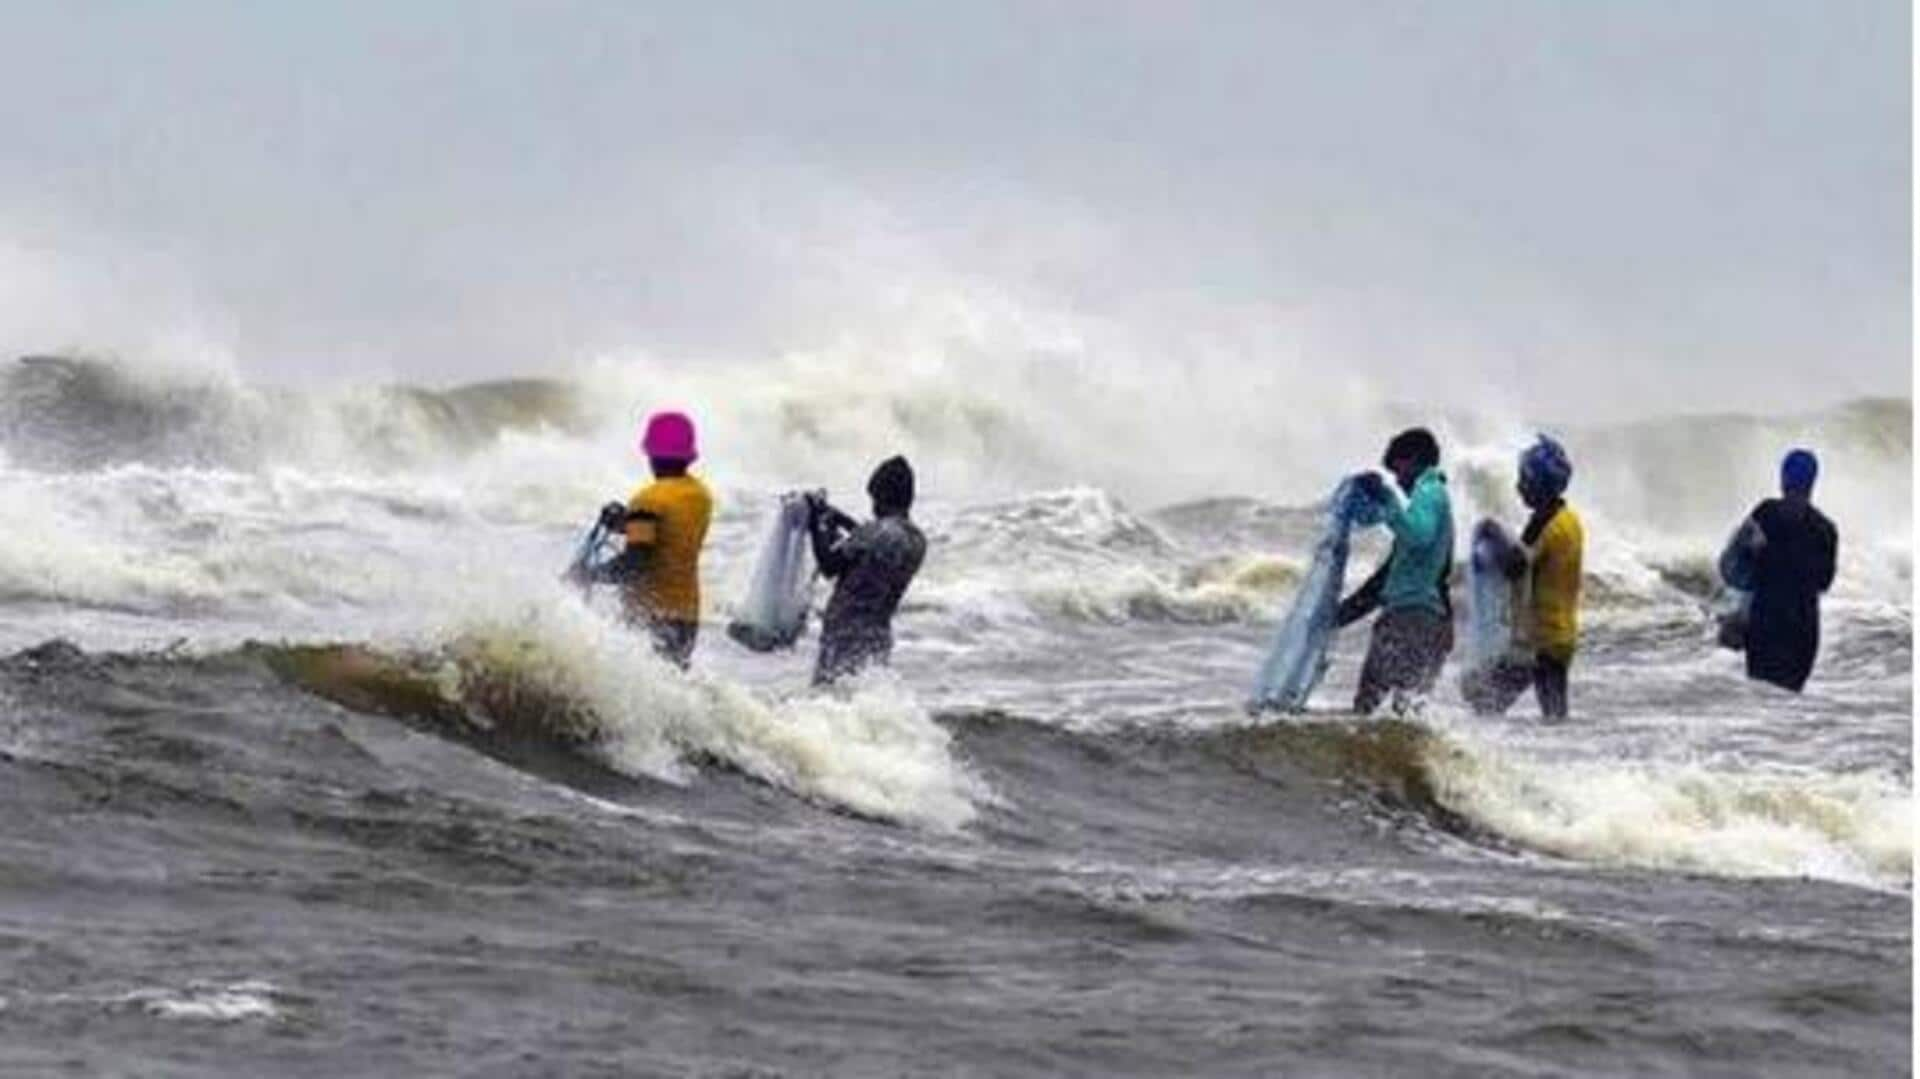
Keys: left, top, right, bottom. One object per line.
{"left": 0, "top": 354, "right": 1909, "bottom": 1076}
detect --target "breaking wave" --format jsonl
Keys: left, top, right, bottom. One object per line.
{"left": 0, "top": 354, "right": 586, "bottom": 472}
{"left": 1211, "top": 717, "right": 1911, "bottom": 889}
{"left": 262, "top": 601, "right": 985, "bottom": 831}
{"left": 1422, "top": 728, "right": 1913, "bottom": 889}
{"left": 9, "top": 352, "right": 1904, "bottom": 534}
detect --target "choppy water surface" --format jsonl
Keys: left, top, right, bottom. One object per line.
{"left": 0, "top": 358, "right": 1908, "bottom": 1076}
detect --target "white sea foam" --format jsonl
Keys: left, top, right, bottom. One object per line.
{"left": 0, "top": 345, "right": 1906, "bottom": 636}
{"left": 0, "top": 448, "right": 1902, "bottom": 649}
{"left": 127, "top": 981, "right": 283, "bottom": 1022}
{"left": 21, "top": 981, "right": 287, "bottom": 1023}
{"left": 438, "top": 593, "right": 985, "bottom": 831}
{"left": 0, "top": 464, "right": 453, "bottom": 615}
{"left": 1423, "top": 730, "right": 1913, "bottom": 889}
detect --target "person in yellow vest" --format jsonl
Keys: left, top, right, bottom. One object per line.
{"left": 1462, "top": 435, "right": 1584, "bottom": 719}
{"left": 590, "top": 411, "right": 713, "bottom": 668}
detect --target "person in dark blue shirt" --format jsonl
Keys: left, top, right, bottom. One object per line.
{"left": 1731, "top": 449, "right": 1838, "bottom": 692}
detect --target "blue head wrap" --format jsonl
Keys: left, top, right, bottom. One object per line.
{"left": 1781, "top": 448, "right": 1818, "bottom": 494}
{"left": 1518, "top": 435, "right": 1573, "bottom": 502}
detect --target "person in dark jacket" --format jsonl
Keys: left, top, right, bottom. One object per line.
{"left": 1337, "top": 428, "right": 1456, "bottom": 715}
{"left": 1732, "top": 449, "right": 1838, "bottom": 692}
{"left": 806, "top": 455, "right": 928, "bottom": 686}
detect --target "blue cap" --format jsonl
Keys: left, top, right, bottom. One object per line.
{"left": 1781, "top": 448, "right": 1818, "bottom": 494}
{"left": 1518, "top": 434, "right": 1573, "bottom": 501}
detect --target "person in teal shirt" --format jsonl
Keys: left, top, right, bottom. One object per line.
{"left": 1337, "top": 428, "right": 1456, "bottom": 714}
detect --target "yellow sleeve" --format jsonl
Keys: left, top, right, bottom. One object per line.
{"left": 625, "top": 486, "right": 660, "bottom": 547}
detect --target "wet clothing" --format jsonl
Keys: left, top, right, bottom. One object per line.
{"left": 1338, "top": 557, "right": 1453, "bottom": 628}
{"left": 1522, "top": 500, "right": 1584, "bottom": 665}
{"left": 1354, "top": 607, "right": 1453, "bottom": 716}
{"left": 1460, "top": 500, "right": 1582, "bottom": 719}
{"left": 1335, "top": 466, "right": 1455, "bottom": 626}
{"left": 1339, "top": 467, "right": 1455, "bottom": 716}
{"left": 621, "top": 474, "right": 713, "bottom": 624}
{"left": 592, "top": 473, "right": 711, "bottom": 668}
{"left": 1741, "top": 497, "right": 1837, "bottom": 692}
{"left": 1335, "top": 469, "right": 1456, "bottom": 626}
{"left": 810, "top": 509, "right": 926, "bottom": 686}
{"left": 1379, "top": 467, "right": 1454, "bottom": 616}
{"left": 1461, "top": 651, "right": 1569, "bottom": 719}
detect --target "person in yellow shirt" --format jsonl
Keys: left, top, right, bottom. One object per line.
{"left": 589, "top": 410, "right": 713, "bottom": 668}
{"left": 1462, "top": 435, "right": 1584, "bottom": 719}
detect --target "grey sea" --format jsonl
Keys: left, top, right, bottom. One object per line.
{"left": 0, "top": 358, "right": 1909, "bottom": 1076}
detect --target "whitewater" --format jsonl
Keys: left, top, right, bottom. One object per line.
{"left": 0, "top": 351, "right": 1909, "bottom": 1076}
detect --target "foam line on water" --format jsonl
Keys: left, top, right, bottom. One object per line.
{"left": 1422, "top": 728, "right": 1913, "bottom": 889}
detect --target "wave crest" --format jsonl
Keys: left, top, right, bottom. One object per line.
{"left": 0, "top": 355, "right": 586, "bottom": 471}
{"left": 263, "top": 603, "right": 985, "bottom": 831}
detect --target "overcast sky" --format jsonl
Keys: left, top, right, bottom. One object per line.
{"left": 0, "top": 1, "right": 1907, "bottom": 416}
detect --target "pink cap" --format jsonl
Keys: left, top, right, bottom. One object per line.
{"left": 640, "top": 410, "right": 698, "bottom": 462}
